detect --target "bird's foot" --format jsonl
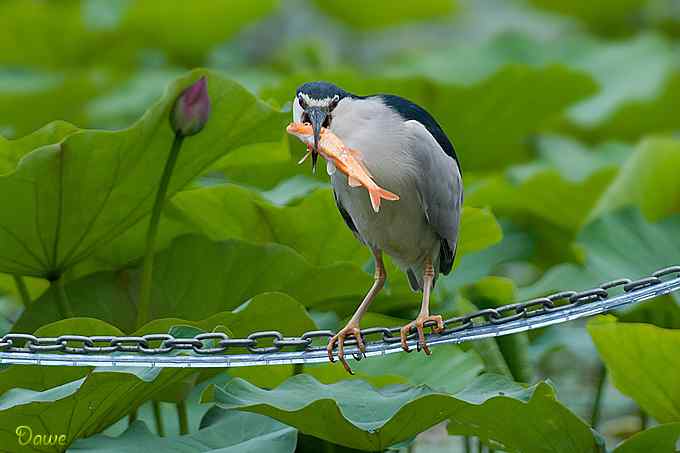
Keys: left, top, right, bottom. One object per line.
{"left": 327, "top": 322, "right": 366, "bottom": 375}
{"left": 400, "top": 314, "right": 444, "bottom": 355}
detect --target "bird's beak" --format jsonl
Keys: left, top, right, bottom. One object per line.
{"left": 306, "top": 106, "right": 327, "bottom": 174}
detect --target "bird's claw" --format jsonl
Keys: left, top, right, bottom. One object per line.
{"left": 327, "top": 324, "right": 366, "bottom": 374}
{"left": 400, "top": 315, "right": 444, "bottom": 355}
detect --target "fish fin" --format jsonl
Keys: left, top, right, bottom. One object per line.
{"left": 326, "top": 159, "right": 336, "bottom": 176}
{"left": 349, "top": 148, "right": 373, "bottom": 177}
{"left": 378, "top": 187, "right": 400, "bottom": 201}
{"left": 368, "top": 189, "right": 381, "bottom": 213}
{"left": 368, "top": 186, "right": 400, "bottom": 213}
{"left": 348, "top": 175, "right": 362, "bottom": 187}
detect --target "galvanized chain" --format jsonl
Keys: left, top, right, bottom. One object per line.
{"left": 1, "top": 265, "right": 679, "bottom": 368}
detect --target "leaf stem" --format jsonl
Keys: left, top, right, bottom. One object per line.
{"left": 639, "top": 406, "right": 649, "bottom": 430}
{"left": 152, "top": 400, "right": 165, "bottom": 437}
{"left": 137, "top": 133, "right": 184, "bottom": 328}
{"left": 463, "top": 436, "right": 471, "bottom": 453}
{"left": 176, "top": 400, "right": 189, "bottom": 435}
{"left": 590, "top": 363, "right": 607, "bottom": 428}
{"left": 128, "top": 408, "right": 138, "bottom": 425}
{"left": 12, "top": 275, "right": 31, "bottom": 307}
{"left": 54, "top": 275, "right": 73, "bottom": 318}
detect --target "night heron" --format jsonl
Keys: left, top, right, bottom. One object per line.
{"left": 293, "top": 81, "right": 462, "bottom": 373}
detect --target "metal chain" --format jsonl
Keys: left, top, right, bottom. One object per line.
{"left": 1, "top": 265, "right": 679, "bottom": 368}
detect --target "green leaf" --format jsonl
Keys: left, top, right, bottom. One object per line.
{"left": 81, "top": 182, "right": 501, "bottom": 276}
{"left": 312, "top": 0, "right": 456, "bottom": 29}
{"left": 0, "top": 1, "right": 279, "bottom": 69}
{"left": 0, "top": 295, "right": 315, "bottom": 450}
{"left": 456, "top": 298, "right": 512, "bottom": 378}
{"left": 171, "top": 187, "right": 368, "bottom": 267}
{"left": 0, "top": 121, "right": 79, "bottom": 174}
{"left": 142, "top": 236, "right": 367, "bottom": 320}
{"left": 468, "top": 166, "right": 617, "bottom": 233}
{"left": 71, "top": 184, "right": 501, "bottom": 318}
{"left": 465, "top": 136, "right": 626, "bottom": 265}
{"left": 439, "top": 224, "right": 534, "bottom": 292}
{"left": 588, "top": 316, "right": 680, "bottom": 424}
{"left": 0, "top": 68, "right": 125, "bottom": 140}
{"left": 383, "top": 32, "right": 673, "bottom": 127}
{"left": 16, "top": 249, "right": 321, "bottom": 333}
{"left": 350, "top": 345, "right": 483, "bottom": 394}
{"left": 612, "top": 423, "right": 680, "bottom": 453}
{"left": 462, "top": 277, "right": 533, "bottom": 382}
{"left": 0, "top": 318, "right": 195, "bottom": 451}
{"left": 119, "top": 1, "right": 280, "bottom": 65}
{"left": 14, "top": 271, "right": 139, "bottom": 333}
{"left": 86, "top": 68, "right": 184, "bottom": 131}
{"left": 69, "top": 412, "right": 297, "bottom": 453}
{"left": 618, "top": 296, "right": 680, "bottom": 329}
{"left": 324, "top": 312, "right": 484, "bottom": 391}
{"left": 528, "top": 0, "right": 648, "bottom": 35}
{"left": 260, "top": 66, "right": 596, "bottom": 170}
{"left": 0, "top": 70, "right": 287, "bottom": 278}
{"left": 457, "top": 207, "right": 503, "bottom": 257}
{"left": 509, "top": 135, "right": 630, "bottom": 183}
{"left": 447, "top": 376, "right": 604, "bottom": 453}
{"left": 582, "top": 71, "right": 680, "bottom": 142}
{"left": 561, "top": 34, "right": 675, "bottom": 125}
{"left": 205, "top": 373, "right": 599, "bottom": 452}
{"left": 0, "top": 367, "right": 196, "bottom": 452}
{"left": 0, "top": 318, "right": 124, "bottom": 396}
{"left": 519, "top": 209, "right": 680, "bottom": 299}
{"left": 591, "top": 137, "right": 680, "bottom": 222}
{"left": 467, "top": 166, "right": 614, "bottom": 267}
{"left": 0, "top": 273, "right": 49, "bottom": 302}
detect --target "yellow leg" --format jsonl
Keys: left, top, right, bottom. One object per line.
{"left": 400, "top": 258, "right": 444, "bottom": 355}
{"left": 327, "top": 248, "right": 385, "bottom": 374}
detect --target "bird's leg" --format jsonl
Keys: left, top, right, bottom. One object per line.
{"left": 400, "top": 258, "right": 444, "bottom": 355}
{"left": 328, "top": 248, "right": 385, "bottom": 374}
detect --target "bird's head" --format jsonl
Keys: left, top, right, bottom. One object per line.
{"left": 293, "top": 81, "right": 350, "bottom": 173}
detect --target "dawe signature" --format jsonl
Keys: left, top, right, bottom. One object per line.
{"left": 15, "top": 425, "right": 67, "bottom": 448}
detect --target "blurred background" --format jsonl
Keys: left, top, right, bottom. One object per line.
{"left": 1, "top": 0, "right": 680, "bottom": 451}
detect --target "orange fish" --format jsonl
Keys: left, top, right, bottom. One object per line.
{"left": 287, "top": 122, "right": 399, "bottom": 213}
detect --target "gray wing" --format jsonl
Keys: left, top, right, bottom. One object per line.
{"left": 404, "top": 120, "right": 463, "bottom": 272}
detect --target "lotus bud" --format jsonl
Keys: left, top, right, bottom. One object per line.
{"left": 170, "top": 76, "right": 211, "bottom": 137}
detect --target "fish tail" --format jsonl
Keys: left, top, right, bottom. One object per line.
{"left": 368, "top": 186, "right": 400, "bottom": 213}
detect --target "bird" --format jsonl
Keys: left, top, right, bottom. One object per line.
{"left": 292, "top": 81, "right": 463, "bottom": 373}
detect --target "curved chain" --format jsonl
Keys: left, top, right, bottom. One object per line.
{"left": 1, "top": 266, "right": 679, "bottom": 368}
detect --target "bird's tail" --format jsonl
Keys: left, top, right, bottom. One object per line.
{"left": 368, "top": 186, "right": 400, "bottom": 213}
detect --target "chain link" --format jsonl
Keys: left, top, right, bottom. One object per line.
{"left": 1, "top": 265, "right": 679, "bottom": 359}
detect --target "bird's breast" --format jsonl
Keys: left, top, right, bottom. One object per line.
{"left": 330, "top": 154, "right": 436, "bottom": 268}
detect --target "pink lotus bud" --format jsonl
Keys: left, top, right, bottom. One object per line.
{"left": 170, "top": 76, "right": 211, "bottom": 137}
